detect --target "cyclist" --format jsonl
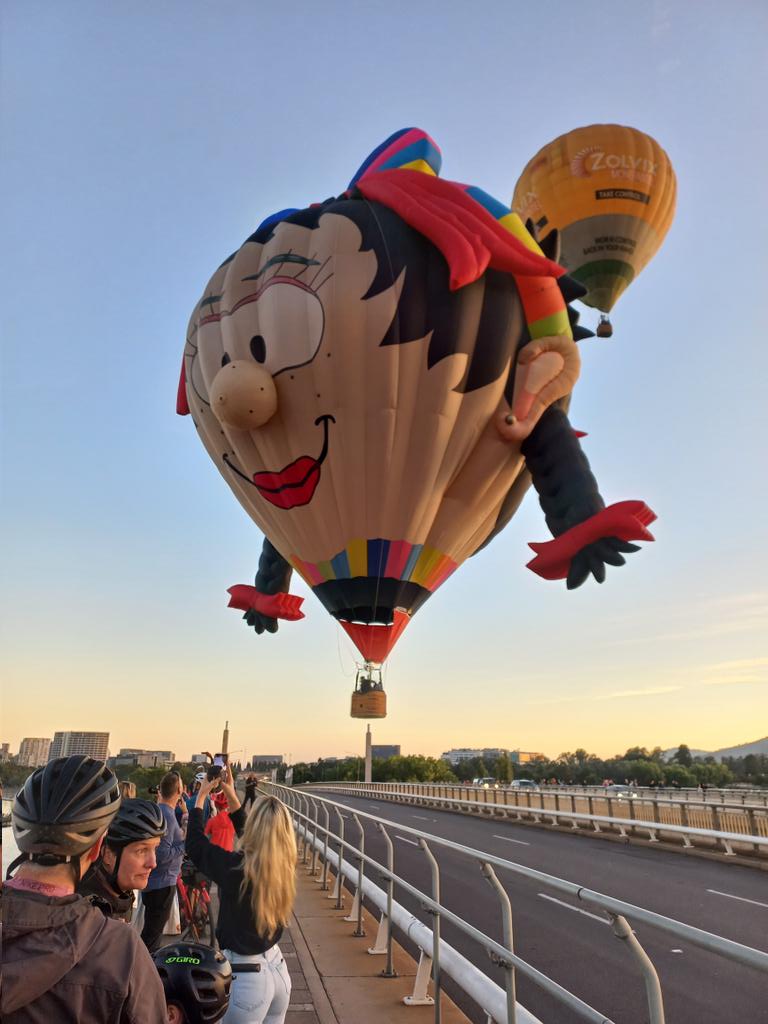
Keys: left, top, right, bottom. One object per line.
{"left": 142, "top": 771, "right": 186, "bottom": 950}
{"left": 1, "top": 756, "right": 167, "bottom": 1023}
{"left": 185, "top": 770, "right": 296, "bottom": 1024}
{"left": 153, "top": 941, "right": 232, "bottom": 1023}
{"left": 205, "top": 790, "right": 236, "bottom": 851}
{"left": 78, "top": 798, "right": 167, "bottom": 921}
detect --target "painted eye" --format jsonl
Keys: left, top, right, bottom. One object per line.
{"left": 250, "top": 335, "right": 266, "bottom": 363}
{"left": 221, "top": 352, "right": 231, "bottom": 367}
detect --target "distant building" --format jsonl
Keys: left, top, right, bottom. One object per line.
{"left": 1, "top": 742, "right": 11, "bottom": 761}
{"left": 49, "top": 732, "right": 109, "bottom": 762}
{"left": 18, "top": 737, "right": 52, "bottom": 767}
{"left": 441, "top": 748, "right": 509, "bottom": 766}
{"left": 510, "top": 750, "right": 545, "bottom": 764}
{"left": 251, "top": 755, "right": 283, "bottom": 769}
{"left": 191, "top": 753, "right": 209, "bottom": 764}
{"left": 371, "top": 745, "right": 401, "bottom": 759}
{"left": 109, "top": 748, "right": 175, "bottom": 769}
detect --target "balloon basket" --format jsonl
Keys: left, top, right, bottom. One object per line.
{"left": 596, "top": 315, "right": 613, "bottom": 339}
{"left": 350, "top": 666, "right": 387, "bottom": 719}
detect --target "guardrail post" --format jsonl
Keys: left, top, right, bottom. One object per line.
{"left": 343, "top": 814, "right": 366, "bottom": 937}
{"left": 331, "top": 808, "right": 345, "bottom": 908}
{"left": 418, "top": 838, "right": 442, "bottom": 1023}
{"left": 320, "top": 803, "right": 331, "bottom": 890}
{"left": 480, "top": 862, "right": 517, "bottom": 1024}
{"left": 746, "top": 809, "right": 760, "bottom": 854}
{"left": 609, "top": 913, "right": 665, "bottom": 1024}
{"left": 368, "top": 823, "right": 397, "bottom": 976}
{"left": 301, "top": 794, "right": 313, "bottom": 860}
{"left": 404, "top": 951, "right": 435, "bottom": 1007}
{"left": 308, "top": 797, "right": 320, "bottom": 875}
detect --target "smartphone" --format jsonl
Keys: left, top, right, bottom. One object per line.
{"left": 213, "top": 753, "right": 229, "bottom": 767}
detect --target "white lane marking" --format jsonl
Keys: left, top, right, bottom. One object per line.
{"left": 706, "top": 889, "right": 768, "bottom": 909}
{"left": 538, "top": 893, "right": 610, "bottom": 925}
{"left": 671, "top": 949, "right": 684, "bottom": 954}
{"left": 396, "top": 835, "right": 421, "bottom": 847}
{"left": 493, "top": 835, "right": 530, "bottom": 846}
{"left": 412, "top": 815, "right": 436, "bottom": 821}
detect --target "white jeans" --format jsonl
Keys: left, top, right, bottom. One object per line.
{"left": 221, "top": 945, "right": 292, "bottom": 1024}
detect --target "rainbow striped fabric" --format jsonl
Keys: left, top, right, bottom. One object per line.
{"left": 290, "top": 539, "right": 458, "bottom": 594}
{"left": 351, "top": 129, "right": 571, "bottom": 341}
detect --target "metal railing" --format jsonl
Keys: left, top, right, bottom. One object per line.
{"left": 266, "top": 783, "right": 768, "bottom": 1024}
{"left": 468, "top": 783, "right": 768, "bottom": 807}
{"left": 305, "top": 782, "right": 768, "bottom": 857}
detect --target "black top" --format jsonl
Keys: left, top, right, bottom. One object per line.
{"left": 185, "top": 807, "right": 282, "bottom": 955}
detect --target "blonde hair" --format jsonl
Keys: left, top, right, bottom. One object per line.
{"left": 119, "top": 781, "right": 136, "bottom": 799}
{"left": 238, "top": 797, "right": 297, "bottom": 937}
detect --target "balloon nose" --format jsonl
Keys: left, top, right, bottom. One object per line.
{"left": 210, "top": 361, "right": 277, "bottom": 430}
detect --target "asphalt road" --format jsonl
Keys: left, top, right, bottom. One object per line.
{"left": 310, "top": 790, "right": 768, "bottom": 1024}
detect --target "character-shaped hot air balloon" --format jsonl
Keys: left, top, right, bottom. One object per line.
{"left": 178, "top": 129, "right": 659, "bottom": 718}
{"left": 512, "top": 124, "right": 676, "bottom": 337}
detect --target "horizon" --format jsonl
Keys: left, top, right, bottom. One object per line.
{"left": 2, "top": 2, "right": 766, "bottom": 763}
{"left": 4, "top": 730, "right": 766, "bottom": 768}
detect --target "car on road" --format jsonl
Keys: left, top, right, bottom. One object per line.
{"left": 472, "top": 777, "right": 499, "bottom": 788}
{"left": 510, "top": 779, "right": 539, "bottom": 790}
{"left": 602, "top": 784, "right": 639, "bottom": 799}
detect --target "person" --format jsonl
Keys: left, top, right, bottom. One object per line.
{"left": 120, "top": 780, "right": 137, "bottom": 799}
{"left": 142, "top": 771, "right": 186, "bottom": 950}
{"left": 185, "top": 768, "right": 296, "bottom": 1024}
{"left": 243, "top": 774, "right": 257, "bottom": 811}
{"left": 1, "top": 755, "right": 166, "bottom": 1023}
{"left": 78, "top": 798, "right": 167, "bottom": 921}
{"left": 185, "top": 774, "right": 212, "bottom": 821}
{"left": 205, "top": 791, "right": 236, "bottom": 852}
{"left": 153, "top": 942, "right": 232, "bottom": 1024}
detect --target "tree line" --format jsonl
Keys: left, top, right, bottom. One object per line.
{"left": 283, "top": 746, "right": 768, "bottom": 788}
{"left": 3, "top": 748, "right": 766, "bottom": 793}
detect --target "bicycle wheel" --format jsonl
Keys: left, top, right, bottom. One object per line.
{"left": 195, "top": 889, "right": 214, "bottom": 945}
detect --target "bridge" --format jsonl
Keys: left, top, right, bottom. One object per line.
{"left": 4, "top": 781, "right": 766, "bottom": 1023}
{"left": 265, "top": 781, "right": 768, "bottom": 1024}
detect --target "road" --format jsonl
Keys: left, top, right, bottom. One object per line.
{"left": 309, "top": 790, "right": 768, "bottom": 1024}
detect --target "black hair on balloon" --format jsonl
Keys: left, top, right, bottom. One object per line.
{"left": 248, "top": 196, "right": 528, "bottom": 396}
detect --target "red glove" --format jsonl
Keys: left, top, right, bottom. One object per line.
{"left": 527, "top": 501, "right": 656, "bottom": 581}
{"left": 226, "top": 585, "right": 305, "bottom": 620}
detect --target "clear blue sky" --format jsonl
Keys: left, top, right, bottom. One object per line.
{"left": 2, "top": 1, "right": 766, "bottom": 764}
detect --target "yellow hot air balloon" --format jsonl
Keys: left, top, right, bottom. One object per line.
{"left": 512, "top": 125, "right": 676, "bottom": 335}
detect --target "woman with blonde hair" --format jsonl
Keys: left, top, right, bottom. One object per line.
{"left": 119, "top": 780, "right": 137, "bottom": 799}
{"left": 186, "top": 767, "right": 296, "bottom": 1024}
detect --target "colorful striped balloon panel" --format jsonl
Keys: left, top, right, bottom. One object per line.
{"left": 290, "top": 539, "right": 458, "bottom": 594}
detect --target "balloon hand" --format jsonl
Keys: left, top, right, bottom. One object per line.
{"left": 227, "top": 585, "right": 305, "bottom": 633}
{"left": 526, "top": 501, "right": 656, "bottom": 587}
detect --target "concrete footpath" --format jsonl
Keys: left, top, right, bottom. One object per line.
{"left": 285, "top": 861, "right": 470, "bottom": 1024}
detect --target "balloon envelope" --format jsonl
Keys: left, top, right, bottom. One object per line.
{"left": 512, "top": 124, "right": 676, "bottom": 314}
{"left": 180, "top": 131, "right": 579, "bottom": 664}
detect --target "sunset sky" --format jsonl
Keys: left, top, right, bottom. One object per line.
{"left": 2, "top": 1, "right": 766, "bottom": 766}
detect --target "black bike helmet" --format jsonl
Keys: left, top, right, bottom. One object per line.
{"left": 106, "top": 798, "right": 167, "bottom": 846}
{"left": 153, "top": 942, "right": 232, "bottom": 1024}
{"left": 10, "top": 756, "right": 121, "bottom": 880}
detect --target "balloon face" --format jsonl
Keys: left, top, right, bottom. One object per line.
{"left": 183, "top": 195, "right": 579, "bottom": 643}
{"left": 512, "top": 124, "right": 676, "bottom": 313}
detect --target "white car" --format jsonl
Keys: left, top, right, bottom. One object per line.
{"left": 510, "top": 779, "right": 538, "bottom": 790}
{"left": 603, "top": 784, "right": 638, "bottom": 799}
{"left": 472, "top": 777, "right": 498, "bottom": 788}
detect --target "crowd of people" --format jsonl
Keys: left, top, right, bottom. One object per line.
{"left": 1, "top": 757, "right": 297, "bottom": 1023}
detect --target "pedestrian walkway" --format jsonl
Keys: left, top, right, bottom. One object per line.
{"left": 286, "top": 861, "right": 469, "bottom": 1024}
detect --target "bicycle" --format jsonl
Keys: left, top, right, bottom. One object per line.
{"left": 177, "top": 860, "right": 213, "bottom": 944}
